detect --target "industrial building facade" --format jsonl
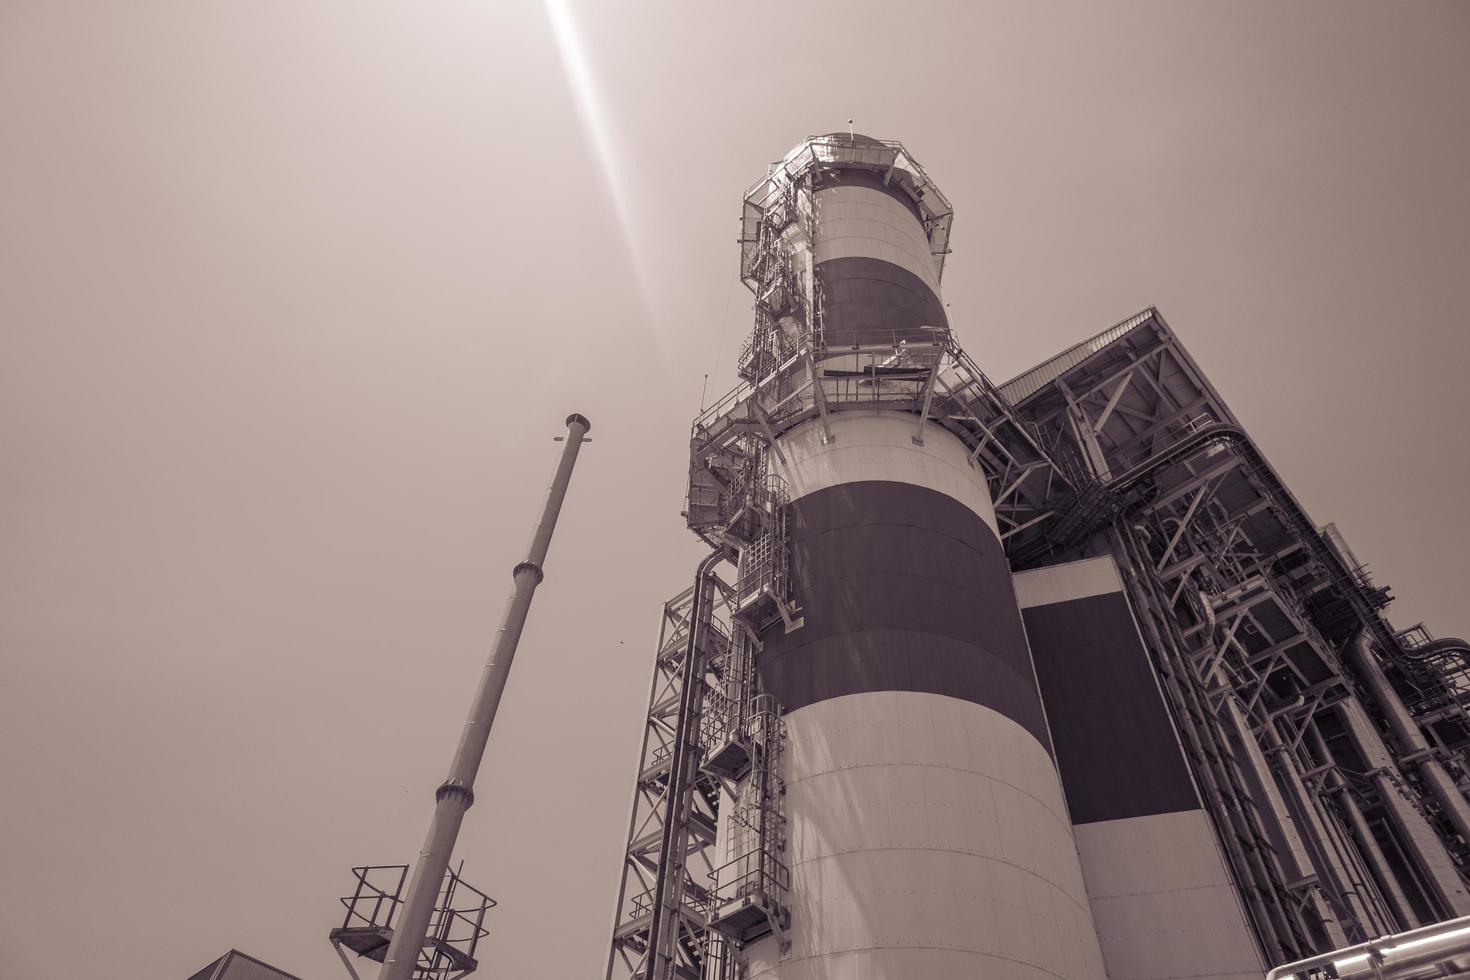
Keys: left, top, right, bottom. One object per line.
{"left": 603, "top": 134, "right": 1470, "bottom": 980}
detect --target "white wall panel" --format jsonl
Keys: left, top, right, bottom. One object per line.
{"left": 1073, "top": 809, "right": 1262, "bottom": 979}
{"left": 811, "top": 185, "right": 941, "bottom": 289}
{"left": 734, "top": 691, "right": 1108, "bottom": 980}
{"left": 1013, "top": 556, "right": 1125, "bottom": 609}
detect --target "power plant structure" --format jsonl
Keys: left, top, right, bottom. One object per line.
{"left": 602, "top": 133, "right": 1470, "bottom": 980}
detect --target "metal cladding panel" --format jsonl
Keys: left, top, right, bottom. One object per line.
{"left": 1014, "top": 558, "right": 1262, "bottom": 980}
{"left": 1015, "top": 558, "right": 1199, "bottom": 824}
{"left": 738, "top": 692, "right": 1107, "bottom": 980}
{"left": 814, "top": 168, "right": 926, "bottom": 223}
{"left": 771, "top": 414, "right": 998, "bottom": 537}
{"left": 186, "top": 957, "right": 226, "bottom": 980}
{"left": 1012, "top": 556, "right": 1126, "bottom": 609}
{"left": 762, "top": 416, "right": 1043, "bottom": 744}
{"left": 812, "top": 184, "right": 941, "bottom": 292}
{"left": 212, "top": 950, "right": 303, "bottom": 980}
{"left": 997, "top": 308, "right": 1155, "bottom": 405}
{"left": 1073, "top": 811, "right": 1264, "bottom": 980}
{"left": 811, "top": 182, "right": 947, "bottom": 348}
{"left": 813, "top": 256, "right": 948, "bottom": 347}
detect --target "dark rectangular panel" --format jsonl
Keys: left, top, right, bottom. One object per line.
{"left": 1022, "top": 592, "right": 1199, "bottom": 824}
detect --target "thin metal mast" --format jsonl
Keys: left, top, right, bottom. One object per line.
{"left": 379, "top": 413, "right": 591, "bottom": 980}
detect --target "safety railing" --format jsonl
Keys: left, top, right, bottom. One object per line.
{"left": 707, "top": 850, "right": 790, "bottom": 917}
{"left": 739, "top": 134, "right": 954, "bottom": 283}
{"left": 331, "top": 864, "right": 494, "bottom": 980}
{"left": 733, "top": 477, "right": 792, "bottom": 628}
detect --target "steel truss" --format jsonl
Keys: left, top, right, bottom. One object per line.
{"left": 604, "top": 566, "right": 796, "bottom": 980}
{"left": 1003, "top": 307, "right": 1470, "bottom": 962}
{"left": 604, "top": 562, "right": 734, "bottom": 980}
{"left": 623, "top": 133, "right": 1470, "bottom": 975}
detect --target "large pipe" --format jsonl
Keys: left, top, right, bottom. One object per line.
{"left": 379, "top": 413, "right": 591, "bottom": 980}
{"left": 1256, "top": 718, "right": 1369, "bottom": 942}
{"left": 1305, "top": 725, "right": 1419, "bottom": 930}
{"left": 642, "top": 548, "right": 726, "bottom": 980}
{"left": 1266, "top": 913, "right": 1470, "bottom": 980}
{"left": 1343, "top": 631, "right": 1470, "bottom": 846}
{"left": 1334, "top": 698, "right": 1470, "bottom": 918}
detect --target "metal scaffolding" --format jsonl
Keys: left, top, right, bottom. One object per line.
{"left": 705, "top": 692, "right": 790, "bottom": 954}
{"left": 604, "top": 563, "right": 733, "bottom": 980}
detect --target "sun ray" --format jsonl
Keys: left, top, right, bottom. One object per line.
{"left": 543, "top": 0, "right": 661, "bottom": 325}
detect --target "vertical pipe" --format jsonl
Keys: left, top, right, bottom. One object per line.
{"left": 1255, "top": 719, "right": 1361, "bottom": 943}
{"left": 1109, "top": 525, "right": 1293, "bottom": 963}
{"left": 1288, "top": 720, "right": 1398, "bottom": 935}
{"left": 1333, "top": 698, "right": 1470, "bottom": 918}
{"left": 1342, "top": 632, "right": 1470, "bottom": 846}
{"left": 379, "top": 413, "right": 591, "bottom": 980}
{"left": 1305, "top": 725, "right": 1418, "bottom": 930}
{"left": 644, "top": 549, "right": 725, "bottom": 980}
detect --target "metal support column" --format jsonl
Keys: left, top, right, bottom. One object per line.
{"left": 642, "top": 550, "right": 726, "bottom": 980}
{"left": 1334, "top": 699, "right": 1470, "bottom": 919}
{"left": 1305, "top": 725, "right": 1418, "bottom": 930}
{"left": 1343, "top": 632, "right": 1470, "bottom": 846}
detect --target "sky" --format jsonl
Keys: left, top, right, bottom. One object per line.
{"left": 1, "top": 1, "right": 1468, "bottom": 978}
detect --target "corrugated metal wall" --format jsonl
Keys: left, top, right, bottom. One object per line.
{"left": 997, "top": 308, "right": 1155, "bottom": 404}
{"left": 191, "top": 949, "right": 303, "bottom": 980}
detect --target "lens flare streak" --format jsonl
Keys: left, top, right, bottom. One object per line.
{"left": 543, "top": 0, "right": 653, "bottom": 308}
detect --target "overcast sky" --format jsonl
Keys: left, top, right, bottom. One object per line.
{"left": 2, "top": 2, "right": 1468, "bottom": 978}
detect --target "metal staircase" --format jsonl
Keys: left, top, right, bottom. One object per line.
{"left": 605, "top": 574, "right": 732, "bottom": 980}
{"left": 705, "top": 693, "right": 791, "bottom": 953}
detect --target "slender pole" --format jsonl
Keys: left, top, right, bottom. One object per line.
{"left": 379, "top": 413, "right": 591, "bottom": 980}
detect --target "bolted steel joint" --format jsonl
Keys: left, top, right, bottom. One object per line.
{"left": 513, "top": 560, "right": 544, "bottom": 584}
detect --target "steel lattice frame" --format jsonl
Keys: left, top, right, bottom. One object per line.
{"left": 1005, "top": 307, "right": 1470, "bottom": 960}
{"left": 604, "top": 570, "right": 735, "bottom": 980}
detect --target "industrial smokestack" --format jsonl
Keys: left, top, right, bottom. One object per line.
{"left": 711, "top": 134, "right": 1106, "bottom": 979}
{"left": 601, "top": 133, "right": 1111, "bottom": 980}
